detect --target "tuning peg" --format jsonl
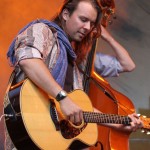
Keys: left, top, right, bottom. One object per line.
{"left": 143, "top": 116, "right": 147, "bottom": 118}
{"left": 137, "top": 114, "right": 141, "bottom": 117}
{"left": 146, "top": 132, "right": 150, "bottom": 135}
{"left": 141, "top": 129, "right": 145, "bottom": 133}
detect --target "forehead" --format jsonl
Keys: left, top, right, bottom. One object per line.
{"left": 73, "top": 1, "right": 97, "bottom": 21}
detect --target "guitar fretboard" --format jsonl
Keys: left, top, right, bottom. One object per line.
{"left": 83, "top": 112, "right": 131, "bottom": 125}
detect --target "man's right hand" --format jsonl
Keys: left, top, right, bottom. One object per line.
{"left": 59, "top": 97, "right": 83, "bottom": 125}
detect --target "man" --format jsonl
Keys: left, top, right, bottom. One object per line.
{"left": 5, "top": 0, "right": 142, "bottom": 149}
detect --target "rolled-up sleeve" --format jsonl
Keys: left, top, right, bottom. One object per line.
{"left": 94, "top": 52, "right": 123, "bottom": 77}
{"left": 14, "top": 23, "right": 55, "bottom": 64}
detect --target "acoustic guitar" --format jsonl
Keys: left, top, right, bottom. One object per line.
{"left": 4, "top": 79, "right": 150, "bottom": 150}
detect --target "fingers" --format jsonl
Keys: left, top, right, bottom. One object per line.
{"left": 68, "top": 109, "right": 83, "bottom": 125}
{"left": 60, "top": 97, "right": 84, "bottom": 125}
{"left": 128, "top": 113, "right": 143, "bottom": 132}
{"left": 69, "top": 115, "right": 75, "bottom": 124}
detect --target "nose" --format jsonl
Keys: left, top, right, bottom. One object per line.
{"left": 84, "top": 22, "right": 91, "bottom": 31}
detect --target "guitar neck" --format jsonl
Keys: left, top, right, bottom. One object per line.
{"left": 83, "top": 112, "right": 132, "bottom": 125}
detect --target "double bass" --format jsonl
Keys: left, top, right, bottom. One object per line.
{"left": 83, "top": 0, "right": 135, "bottom": 149}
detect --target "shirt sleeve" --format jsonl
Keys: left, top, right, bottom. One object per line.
{"left": 94, "top": 52, "right": 123, "bottom": 77}
{"left": 14, "top": 23, "right": 55, "bottom": 64}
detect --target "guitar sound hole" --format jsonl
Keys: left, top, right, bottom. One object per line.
{"left": 59, "top": 120, "right": 87, "bottom": 139}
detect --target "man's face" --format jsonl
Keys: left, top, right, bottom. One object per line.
{"left": 63, "top": 1, "right": 97, "bottom": 42}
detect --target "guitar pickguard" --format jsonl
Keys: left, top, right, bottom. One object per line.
{"left": 60, "top": 120, "right": 87, "bottom": 139}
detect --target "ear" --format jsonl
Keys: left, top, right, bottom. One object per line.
{"left": 62, "top": 9, "right": 70, "bottom": 21}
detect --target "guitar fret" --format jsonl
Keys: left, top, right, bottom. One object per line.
{"left": 83, "top": 112, "right": 131, "bottom": 125}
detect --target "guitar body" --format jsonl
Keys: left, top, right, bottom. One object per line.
{"left": 4, "top": 79, "right": 98, "bottom": 150}
{"left": 4, "top": 77, "right": 150, "bottom": 150}
{"left": 88, "top": 72, "right": 135, "bottom": 150}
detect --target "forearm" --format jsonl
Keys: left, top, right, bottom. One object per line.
{"left": 106, "top": 37, "right": 135, "bottom": 71}
{"left": 100, "top": 25, "right": 135, "bottom": 72}
{"left": 18, "top": 58, "right": 83, "bottom": 124}
{"left": 19, "top": 58, "right": 62, "bottom": 98}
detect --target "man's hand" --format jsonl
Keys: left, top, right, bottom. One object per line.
{"left": 59, "top": 97, "right": 83, "bottom": 125}
{"left": 112, "top": 113, "right": 143, "bottom": 133}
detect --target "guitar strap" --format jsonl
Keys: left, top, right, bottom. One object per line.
{"left": 4, "top": 69, "right": 25, "bottom": 121}
{"left": 3, "top": 70, "right": 18, "bottom": 150}
{"left": 3, "top": 70, "right": 16, "bottom": 109}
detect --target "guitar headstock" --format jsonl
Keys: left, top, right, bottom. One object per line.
{"left": 140, "top": 115, "right": 150, "bottom": 135}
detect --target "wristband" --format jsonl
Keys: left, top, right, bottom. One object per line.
{"left": 55, "top": 90, "right": 67, "bottom": 101}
